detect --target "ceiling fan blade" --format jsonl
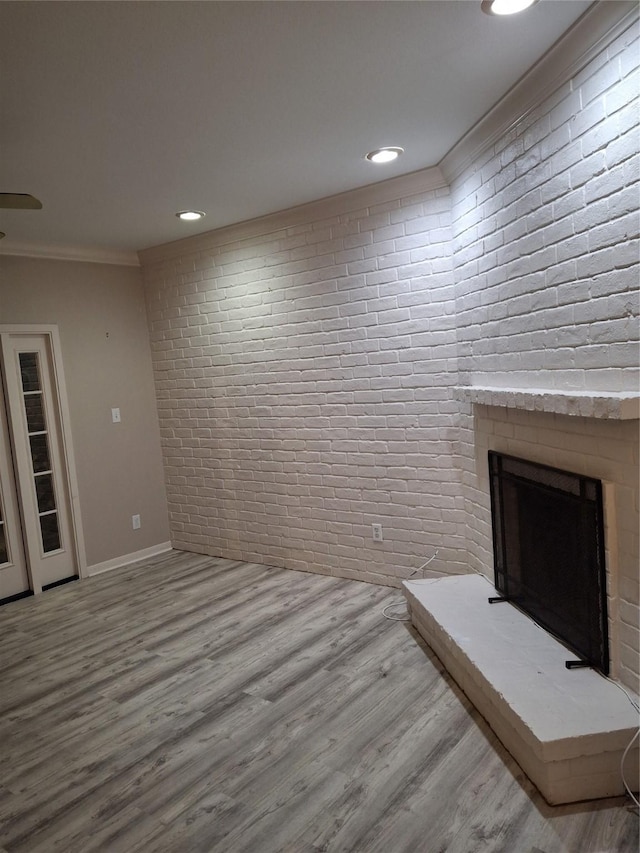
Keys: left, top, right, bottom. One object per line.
{"left": 0, "top": 193, "right": 42, "bottom": 210}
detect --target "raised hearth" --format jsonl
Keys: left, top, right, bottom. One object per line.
{"left": 403, "top": 574, "right": 639, "bottom": 805}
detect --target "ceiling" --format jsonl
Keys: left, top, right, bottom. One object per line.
{"left": 0, "top": 0, "right": 594, "bottom": 257}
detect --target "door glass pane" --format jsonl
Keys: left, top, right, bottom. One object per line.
{"left": 24, "top": 394, "right": 46, "bottom": 434}
{"left": 18, "top": 350, "right": 62, "bottom": 557}
{"left": 19, "top": 353, "right": 40, "bottom": 392}
{"left": 29, "top": 434, "right": 51, "bottom": 473}
{"left": 40, "top": 513, "right": 61, "bottom": 553}
{"left": 0, "top": 447, "right": 11, "bottom": 566}
{"left": 35, "top": 474, "right": 56, "bottom": 513}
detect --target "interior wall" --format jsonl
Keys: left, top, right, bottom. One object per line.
{"left": 450, "top": 17, "right": 639, "bottom": 691}
{"left": 0, "top": 255, "right": 170, "bottom": 568}
{"left": 140, "top": 12, "right": 638, "bottom": 605}
{"left": 451, "top": 16, "right": 639, "bottom": 393}
{"left": 141, "top": 186, "right": 468, "bottom": 586}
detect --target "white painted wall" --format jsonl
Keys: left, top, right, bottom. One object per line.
{"left": 451, "top": 17, "right": 639, "bottom": 691}
{"left": 143, "top": 184, "right": 467, "bottom": 584}
{"left": 452, "top": 16, "right": 639, "bottom": 394}
{"left": 0, "top": 256, "right": 171, "bottom": 568}
{"left": 140, "top": 12, "right": 639, "bottom": 689}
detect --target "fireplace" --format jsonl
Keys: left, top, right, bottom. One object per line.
{"left": 403, "top": 395, "right": 638, "bottom": 803}
{"left": 488, "top": 451, "right": 609, "bottom": 675}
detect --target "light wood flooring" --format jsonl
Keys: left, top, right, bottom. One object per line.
{"left": 0, "top": 550, "right": 637, "bottom": 853}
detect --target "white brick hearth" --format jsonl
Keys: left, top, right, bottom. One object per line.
{"left": 404, "top": 575, "right": 640, "bottom": 805}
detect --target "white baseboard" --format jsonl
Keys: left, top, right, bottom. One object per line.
{"left": 86, "top": 542, "right": 173, "bottom": 577}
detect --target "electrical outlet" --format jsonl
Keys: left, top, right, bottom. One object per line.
{"left": 372, "top": 523, "right": 383, "bottom": 542}
{"left": 132, "top": 514, "right": 141, "bottom": 530}
{"left": 111, "top": 407, "right": 121, "bottom": 423}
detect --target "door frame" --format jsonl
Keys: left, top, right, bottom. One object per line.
{"left": 0, "top": 324, "right": 87, "bottom": 591}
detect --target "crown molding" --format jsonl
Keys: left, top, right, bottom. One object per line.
{"left": 138, "top": 165, "right": 447, "bottom": 266}
{"left": 440, "top": 0, "right": 639, "bottom": 185}
{"left": 0, "top": 240, "right": 140, "bottom": 267}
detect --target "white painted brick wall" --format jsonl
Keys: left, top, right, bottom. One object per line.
{"left": 144, "top": 190, "right": 467, "bottom": 588}
{"left": 451, "top": 22, "right": 639, "bottom": 691}
{"left": 142, "top": 19, "right": 638, "bottom": 690}
{"left": 452, "top": 21, "right": 639, "bottom": 394}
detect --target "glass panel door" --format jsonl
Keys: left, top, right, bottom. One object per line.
{"left": 0, "top": 332, "right": 79, "bottom": 593}
{"left": 0, "top": 378, "right": 31, "bottom": 601}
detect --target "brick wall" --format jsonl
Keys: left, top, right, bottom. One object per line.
{"left": 143, "top": 187, "right": 468, "bottom": 586}
{"left": 141, "top": 13, "right": 639, "bottom": 688}
{"left": 451, "top": 18, "right": 639, "bottom": 393}
{"left": 451, "top": 19, "right": 639, "bottom": 691}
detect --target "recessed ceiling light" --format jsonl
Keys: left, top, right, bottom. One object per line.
{"left": 481, "top": 0, "right": 538, "bottom": 15}
{"left": 365, "top": 147, "right": 404, "bottom": 164}
{"left": 176, "top": 210, "right": 206, "bottom": 221}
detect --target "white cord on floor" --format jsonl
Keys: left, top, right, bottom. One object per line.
{"left": 381, "top": 551, "right": 440, "bottom": 622}
{"left": 381, "top": 602, "right": 411, "bottom": 622}
{"left": 597, "top": 674, "right": 640, "bottom": 809}
{"left": 619, "top": 728, "right": 640, "bottom": 809}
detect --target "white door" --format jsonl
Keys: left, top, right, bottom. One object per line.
{"left": 0, "top": 382, "right": 31, "bottom": 601}
{"left": 0, "top": 330, "right": 82, "bottom": 598}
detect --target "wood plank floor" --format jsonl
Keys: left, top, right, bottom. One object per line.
{"left": 0, "top": 550, "right": 637, "bottom": 853}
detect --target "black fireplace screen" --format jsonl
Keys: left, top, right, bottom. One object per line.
{"left": 488, "top": 451, "right": 609, "bottom": 674}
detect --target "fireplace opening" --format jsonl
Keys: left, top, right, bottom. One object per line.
{"left": 488, "top": 451, "right": 609, "bottom": 675}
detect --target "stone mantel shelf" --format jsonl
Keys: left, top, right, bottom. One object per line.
{"left": 455, "top": 386, "right": 640, "bottom": 420}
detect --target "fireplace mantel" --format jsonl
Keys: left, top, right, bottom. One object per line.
{"left": 455, "top": 386, "right": 640, "bottom": 420}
